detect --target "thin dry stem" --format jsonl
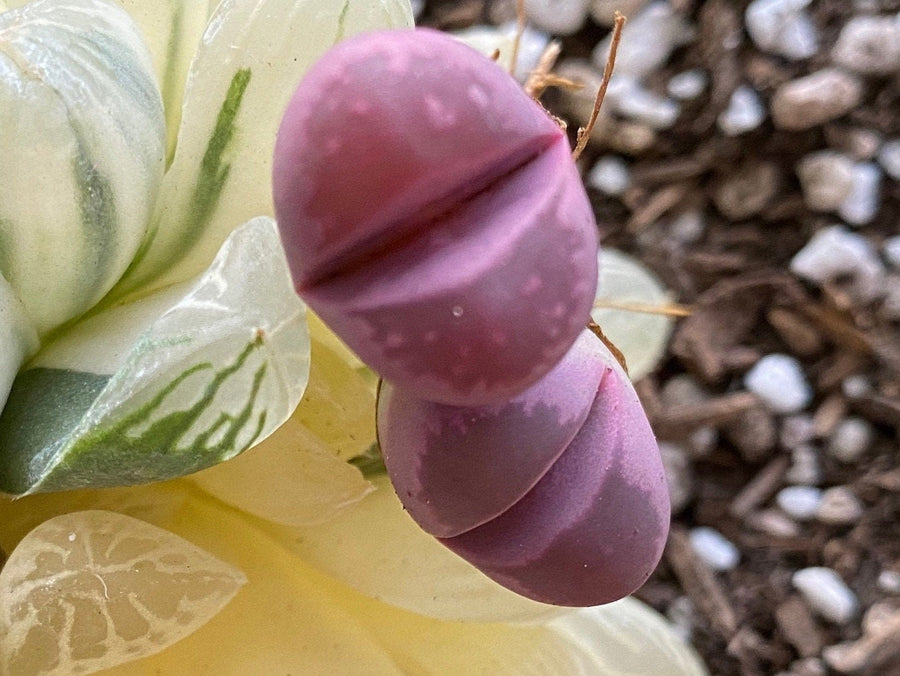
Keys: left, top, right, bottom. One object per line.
{"left": 524, "top": 40, "right": 563, "bottom": 98}
{"left": 510, "top": 0, "right": 526, "bottom": 77}
{"left": 588, "top": 320, "right": 629, "bottom": 374}
{"left": 592, "top": 299, "right": 693, "bottom": 318}
{"left": 572, "top": 12, "right": 626, "bottom": 161}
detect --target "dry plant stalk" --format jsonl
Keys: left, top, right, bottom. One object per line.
{"left": 593, "top": 299, "right": 693, "bottom": 318}
{"left": 572, "top": 11, "right": 626, "bottom": 161}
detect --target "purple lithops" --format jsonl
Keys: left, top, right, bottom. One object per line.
{"left": 274, "top": 28, "right": 669, "bottom": 607}
{"left": 273, "top": 28, "right": 598, "bottom": 405}
{"left": 379, "top": 329, "right": 670, "bottom": 606}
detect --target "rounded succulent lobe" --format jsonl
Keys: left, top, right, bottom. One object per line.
{"left": 304, "top": 138, "right": 598, "bottom": 405}
{"left": 379, "top": 330, "right": 607, "bottom": 538}
{"left": 440, "top": 348, "right": 670, "bottom": 607}
{"left": 273, "top": 27, "right": 565, "bottom": 286}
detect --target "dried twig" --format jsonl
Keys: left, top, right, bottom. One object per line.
{"left": 524, "top": 41, "right": 563, "bottom": 98}
{"left": 593, "top": 299, "right": 693, "bottom": 318}
{"left": 510, "top": 0, "right": 526, "bottom": 77}
{"left": 572, "top": 12, "right": 625, "bottom": 160}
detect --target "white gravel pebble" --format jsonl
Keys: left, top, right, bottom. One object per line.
{"left": 524, "top": 0, "right": 590, "bottom": 36}
{"left": 816, "top": 486, "right": 864, "bottom": 525}
{"left": 832, "top": 14, "right": 900, "bottom": 75}
{"left": 659, "top": 442, "right": 693, "bottom": 514}
{"left": 838, "top": 162, "right": 882, "bottom": 226}
{"left": 770, "top": 69, "right": 863, "bottom": 131}
{"left": 718, "top": 85, "right": 766, "bottom": 136}
{"left": 827, "top": 417, "right": 875, "bottom": 463}
{"left": 780, "top": 414, "right": 816, "bottom": 449}
{"left": 667, "top": 69, "right": 707, "bottom": 100}
{"left": 878, "top": 139, "right": 900, "bottom": 180}
{"left": 790, "top": 225, "right": 885, "bottom": 303}
{"left": 745, "top": 354, "right": 813, "bottom": 414}
{"left": 792, "top": 567, "right": 859, "bottom": 624}
{"left": 590, "top": 0, "right": 650, "bottom": 25}
{"left": 880, "top": 275, "right": 900, "bottom": 321}
{"left": 591, "top": 1, "right": 693, "bottom": 79}
{"left": 796, "top": 151, "right": 855, "bottom": 212}
{"left": 745, "top": 0, "right": 818, "bottom": 61}
{"left": 786, "top": 445, "right": 822, "bottom": 486}
{"left": 669, "top": 210, "right": 706, "bottom": 244}
{"left": 884, "top": 235, "right": 900, "bottom": 269}
{"left": 453, "top": 22, "right": 550, "bottom": 82}
{"left": 877, "top": 569, "right": 900, "bottom": 594}
{"left": 612, "top": 80, "right": 681, "bottom": 129}
{"left": 841, "top": 374, "right": 872, "bottom": 399}
{"left": 587, "top": 156, "right": 631, "bottom": 196}
{"left": 749, "top": 509, "right": 801, "bottom": 538}
{"left": 776, "top": 485, "right": 823, "bottom": 520}
{"left": 689, "top": 527, "right": 740, "bottom": 571}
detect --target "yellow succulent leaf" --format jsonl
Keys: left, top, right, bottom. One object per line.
{"left": 0, "top": 510, "right": 246, "bottom": 675}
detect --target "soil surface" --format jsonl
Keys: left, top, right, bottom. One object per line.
{"left": 420, "top": 1, "right": 900, "bottom": 674}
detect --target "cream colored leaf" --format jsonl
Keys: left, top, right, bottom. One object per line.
{"left": 0, "top": 272, "right": 38, "bottom": 411}
{"left": 274, "top": 475, "right": 564, "bottom": 624}
{"left": 0, "top": 0, "right": 165, "bottom": 336}
{"left": 0, "top": 510, "right": 246, "bottom": 676}
{"left": 592, "top": 248, "right": 675, "bottom": 381}
{"left": 113, "top": 0, "right": 211, "bottom": 161}
{"left": 192, "top": 413, "right": 373, "bottom": 527}
{"left": 114, "top": 0, "right": 414, "bottom": 300}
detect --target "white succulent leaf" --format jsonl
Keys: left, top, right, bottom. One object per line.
{"left": 0, "top": 0, "right": 165, "bottom": 336}
{"left": 113, "top": 0, "right": 414, "bottom": 300}
{"left": 0, "top": 217, "right": 310, "bottom": 495}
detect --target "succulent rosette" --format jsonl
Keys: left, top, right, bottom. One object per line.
{"left": 0, "top": 0, "right": 705, "bottom": 673}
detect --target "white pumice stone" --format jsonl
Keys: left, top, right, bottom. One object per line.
{"left": 689, "top": 527, "right": 740, "bottom": 572}
{"left": 770, "top": 69, "right": 863, "bottom": 131}
{"left": 776, "top": 485, "right": 823, "bottom": 520}
{"left": 591, "top": 1, "right": 693, "bottom": 80}
{"left": 453, "top": 22, "right": 551, "bottom": 82}
{"left": 796, "top": 151, "right": 855, "bottom": 212}
{"left": 590, "top": 0, "right": 650, "bottom": 26}
{"left": 750, "top": 509, "right": 801, "bottom": 537}
{"left": 838, "top": 162, "right": 882, "bottom": 226}
{"left": 841, "top": 375, "right": 872, "bottom": 399}
{"left": 827, "top": 417, "right": 875, "bottom": 463}
{"left": 780, "top": 414, "right": 816, "bottom": 449}
{"left": 587, "top": 156, "right": 631, "bottom": 196}
{"left": 659, "top": 442, "right": 693, "bottom": 514}
{"left": 878, "top": 139, "right": 900, "bottom": 180}
{"left": 745, "top": 0, "right": 818, "bottom": 61}
{"left": 688, "top": 426, "right": 718, "bottom": 457}
{"left": 524, "top": 0, "right": 591, "bottom": 36}
{"left": 667, "top": 69, "right": 708, "bottom": 100}
{"left": 786, "top": 445, "right": 822, "bottom": 486}
{"left": 832, "top": 14, "right": 900, "bottom": 75}
{"left": 884, "top": 236, "right": 900, "bottom": 269}
{"left": 614, "top": 84, "right": 681, "bottom": 129}
{"left": 718, "top": 85, "right": 766, "bottom": 136}
{"left": 745, "top": 354, "right": 813, "bottom": 414}
{"left": 790, "top": 225, "right": 886, "bottom": 303}
{"left": 792, "top": 567, "right": 858, "bottom": 624}
{"left": 880, "top": 275, "right": 900, "bottom": 321}
{"left": 816, "top": 486, "right": 864, "bottom": 525}
{"left": 669, "top": 210, "right": 706, "bottom": 244}
{"left": 877, "top": 569, "right": 900, "bottom": 594}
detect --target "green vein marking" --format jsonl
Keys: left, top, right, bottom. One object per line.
{"left": 162, "top": 5, "right": 184, "bottom": 167}
{"left": 72, "top": 125, "right": 118, "bottom": 305}
{"left": 0, "top": 335, "right": 270, "bottom": 494}
{"left": 125, "top": 67, "right": 252, "bottom": 278}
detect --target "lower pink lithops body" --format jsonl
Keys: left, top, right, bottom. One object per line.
{"left": 378, "top": 329, "right": 670, "bottom": 607}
